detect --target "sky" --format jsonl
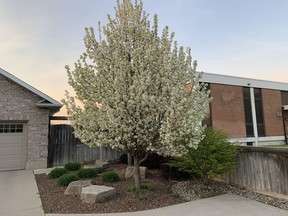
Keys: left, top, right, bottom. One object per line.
{"left": 1, "top": 0, "right": 288, "bottom": 116}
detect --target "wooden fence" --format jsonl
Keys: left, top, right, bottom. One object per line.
{"left": 221, "top": 146, "right": 288, "bottom": 196}
{"left": 48, "top": 124, "right": 122, "bottom": 167}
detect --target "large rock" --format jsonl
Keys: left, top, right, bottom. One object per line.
{"left": 64, "top": 180, "right": 92, "bottom": 195}
{"left": 83, "top": 161, "right": 109, "bottom": 172}
{"left": 81, "top": 185, "right": 116, "bottom": 203}
{"left": 125, "top": 166, "right": 147, "bottom": 179}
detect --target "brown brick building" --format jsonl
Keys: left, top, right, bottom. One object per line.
{"left": 0, "top": 68, "right": 62, "bottom": 171}
{"left": 201, "top": 73, "right": 288, "bottom": 146}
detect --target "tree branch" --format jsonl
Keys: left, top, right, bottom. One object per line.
{"left": 139, "top": 152, "right": 149, "bottom": 165}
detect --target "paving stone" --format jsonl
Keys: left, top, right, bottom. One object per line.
{"left": 81, "top": 185, "right": 116, "bottom": 203}
{"left": 64, "top": 180, "right": 92, "bottom": 195}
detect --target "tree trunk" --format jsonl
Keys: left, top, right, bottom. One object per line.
{"left": 203, "top": 173, "right": 209, "bottom": 185}
{"left": 133, "top": 156, "right": 141, "bottom": 192}
{"left": 127, "top": 153, "right": 132, "bottom": 166}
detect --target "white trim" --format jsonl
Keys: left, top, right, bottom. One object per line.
{"left": 200, "top": 72, "right": 288, "bottom": 91}
{"left": 250, "top": 88, "right": 259, "bottom": 146}
{"left": 0, "top": 68, "right": 62, "bottom": 108}
{"left": 283, "top": 105, "right": 288, "bottom": 111}
{"left": 229, "top": 136, "right": 285, "bottom": 143}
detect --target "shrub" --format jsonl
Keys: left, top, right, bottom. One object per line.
{"left": 57, "top": 173, "right": 79, "bottom": 186}
{"left": 119, "top": 154, "right": 130, "bottom": 164}
{"left": 64, "top": 162, "right": 81, "bottom": 171}
{"left": 141, "top": 153, "right": 166, "bottom": 169}
{"left": 48, "top": 168, "right": 67, "bottom": 179}
{"left": 170, "top": 190, "right": 180, "bottom": 198}
{"left": 139, "top": 182, "right": 154, "bottom": 191}
{"left": 161, "top": 162, "right": 191, "bottom": 180}
{"left": 127, "top": 185, "right": 136, "bottom": 192}
{"left": 78, "top": 168, "right": 98, "bottom": 178}
{"left": 101, "top": 171, "right": 120, "bottom": 182}
{"left": 127, "top": 182, "right": 154, "bottom": 192}
{"left": 167, "top": 127, "right": 240, "bottom": 183}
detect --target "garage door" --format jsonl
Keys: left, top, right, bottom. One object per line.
{"left": 0, "top": 124, "right": 26, "bottom": 171}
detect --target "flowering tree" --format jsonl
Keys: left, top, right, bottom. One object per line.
{"left": 63, "top": 0, "right": 210, "bottom": 191}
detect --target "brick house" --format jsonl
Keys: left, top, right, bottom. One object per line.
{"left": 201, "top": 72, "right": 288, "bottom": 146}
{"left": 0, "top": 68, "right": 62, "bottom": 171}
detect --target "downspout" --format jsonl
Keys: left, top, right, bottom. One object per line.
{"left": 250, "top": 87, "right": 259, "bottom": 146}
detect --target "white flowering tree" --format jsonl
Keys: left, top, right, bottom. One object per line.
{"left": 63, "top": 0, "right": 210, "bottom": 191}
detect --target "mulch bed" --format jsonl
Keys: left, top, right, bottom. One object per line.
{"left": 35, "top": 164, "right": 183, "bottom": 214}
{"left": 35, "top": 163, "right": 288, "bottom": 214}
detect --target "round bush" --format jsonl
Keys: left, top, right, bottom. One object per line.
{"left": 48, "top": 168, "right": 67, "bottom": 179}
{"left": 57, "top": 174, "right": 79, "bottom": 186}
{"left": 64, "top": 162, "right": 81, "bottom": 171}
{"left": 101, "top": 171, "right": 120, "bottom": 182}
{"left": 78, "top": 168, "right": 98, "bottom": 179}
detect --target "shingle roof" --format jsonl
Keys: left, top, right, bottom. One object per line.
{"left": 0, "top": 68, "right": 62, "bottom": 114}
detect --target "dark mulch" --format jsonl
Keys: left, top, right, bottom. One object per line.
{"left": 35, "top": 164, "right": 183, "bottom": 214}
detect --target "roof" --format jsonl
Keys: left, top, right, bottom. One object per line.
{"left": 200, "top": 72, "right": 288, "bottom": 91}
{"left": 0, "top": 68, "right": 62, "bottom": 115}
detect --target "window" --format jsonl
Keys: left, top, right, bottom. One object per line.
{"left": 243, "top": 88, "right": 254, "bottom": 137}
{"left": 281, "top": 91, "right": 288, "bottom": 105}
{"left": 243, "top": 87, "right": 265, "bottom": 137}
{"left": 0, "top": 124, "right": 23, "bottom": 133}
{"left": 254, "top": 89, "right": 265, "bottom": 137}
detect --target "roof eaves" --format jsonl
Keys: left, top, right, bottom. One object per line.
{"left": 199, "top": 72, "right": 288, "bottom": 91}
{"left": 0, "top": 68, "right": 62, "bottom": 107}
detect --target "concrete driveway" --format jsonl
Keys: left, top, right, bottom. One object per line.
{"left": 0, "top": 170, "right": 44, "bottom": 216}
{"left": 0, "top": 170, "right": 287, "bottom": 216}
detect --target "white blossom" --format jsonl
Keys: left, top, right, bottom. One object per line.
{"left": 63, "top": 0, "right": 210, "bottom": 161}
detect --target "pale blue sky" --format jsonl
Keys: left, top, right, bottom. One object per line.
{"left": 0, "top": 0, "right": 288, "bottom": 114}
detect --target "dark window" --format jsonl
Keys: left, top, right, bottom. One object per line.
{"left": 243, "top": 87, "right": 254, "bottom": 137}
{"left": 254, "top": 88, "right": 265, "bottom": 137}
{"left": 281, "top": 91, "right": 288, "bottom": 105}
{"left": 247, "top": 142, "right": 253, "bottom": 146}
{"left": 0, "top": 124, "right": 23, "bottom": 133}
{"left": 243, "top": 87, "right": 265, "bottom": 137}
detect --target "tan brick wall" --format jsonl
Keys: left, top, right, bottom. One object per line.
{"left": 0, "top": 74, "right": 49, "bottom": 166}
{"left": 261, "top": 89, "right": 284, "bottom": 136}
{"left": 210, "top": 84, "right": 246, "bottom": 138}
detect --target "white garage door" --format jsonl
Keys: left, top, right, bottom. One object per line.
{"left": 0, "top": 124, "right": 26, "bottom": 171}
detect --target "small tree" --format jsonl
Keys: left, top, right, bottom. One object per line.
{"left": 168, "top": 127, "right": 240, "bottom": 183}
{"left": 63, "top": 0, "right": 210, "bottom": 192}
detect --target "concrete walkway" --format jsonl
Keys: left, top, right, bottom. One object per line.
{"left": 0, "top": 170, "right": 287, "bottom": 216}
{"left": 0, "top": 170, "right": 44, "bottom": 216}
{"left": 48, "top": 193, "right": 288, "bottom": 216}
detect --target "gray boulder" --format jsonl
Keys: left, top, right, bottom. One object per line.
{"left": 64, "top": 180, "right": 92, "bottom": 195}
{"left": 125, "top": 166, "right": 147, "bottom": 179}
{"left": 81, "top": 185, "right": 116, "bottom": 203}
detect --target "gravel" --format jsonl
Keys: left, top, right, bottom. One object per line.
{"left": 171, "top": 180, "right": 288, "bottom": 211}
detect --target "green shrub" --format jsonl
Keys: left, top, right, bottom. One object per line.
{"left": 78, "top": 168, "right": 98, "bottom": 178}
{"left": 170, "top": 190, "right": 180, "bottom": 198}
{"left": 101, "top": 171, "right": 120, "bottom": 182}
{"left": 57, "top": 173, "right": 79, "bottom": 186}
{"left": 140, "top": 182, "right": 154, "bottom": 191}
{"left": 167, "top": 127, "right": 240, "bottom": 182}
{"left": 64, "top": 162, "right": 81, "bottom": 171}
{"left": 127, "top": 182, "right": 154, "bottom": 192}
{"left": 48, "top": 168, "right": 67, "bottom": 179}
{"left": 127, "top": 185, "right": 136, "bottom": 192}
